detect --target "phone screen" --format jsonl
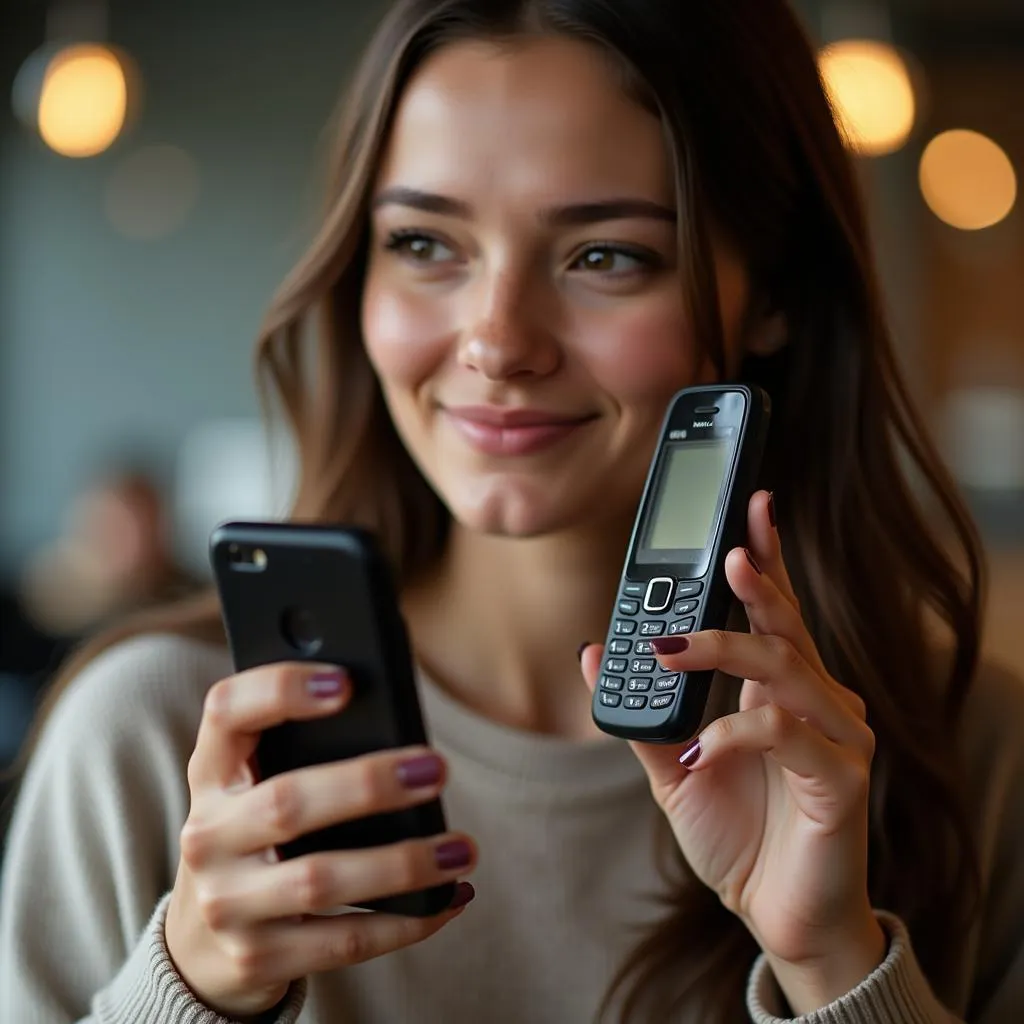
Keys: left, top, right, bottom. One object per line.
{"left": 636, "top": 436, "right": 734, "bottom": 564}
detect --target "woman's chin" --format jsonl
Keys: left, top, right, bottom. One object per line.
{"left": 445, "top": 485, "right": 578, "bottom": 540}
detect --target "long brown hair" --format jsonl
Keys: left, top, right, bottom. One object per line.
{"left": 24, "top": 0, "right": 984, "bottom": 1020}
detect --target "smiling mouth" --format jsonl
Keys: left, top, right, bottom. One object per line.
{"left": 441, "top": 406, "right": 599, "bottom": 457}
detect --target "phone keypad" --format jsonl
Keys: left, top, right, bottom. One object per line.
{"left": 599, "top": 578, "right": 705, "bottom": 713}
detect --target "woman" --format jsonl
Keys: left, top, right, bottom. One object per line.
{"left": 3, "top": 0, "right": 1023, "bottom": 1021}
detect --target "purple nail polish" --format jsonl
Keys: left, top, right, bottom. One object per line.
{"left": 396, "top": 755, "right": 443, "bottom": 789}
{"left": 745, "top": 548, "right": 762, "bottom": 575}
{"left": 576, "top": 642, "right": 591, "bottom": 663}
{"left": 307, "top": 672, "right": 345, "bottom": 698}
{"left": 651, "top": 636, "right": 690, "bottom": 656}
{"left": 435, "top": 840, "right": 472, "bottom": 871}
{"left": 449, "top": 881, "right": 475, "bottom": 909}
{"left": 767, "top": 492, "right": 777, "bottom": 529}
{"left": 679, "top": 739, "right": 702, "bottom": 768}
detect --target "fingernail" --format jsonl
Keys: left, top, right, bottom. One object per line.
{"left": 449, "top": 881, "right": 475, "bottom": 909}
{"left": 651, "top": 636, "right": 690, "bottom": 656}
{"left": 679, "top": 739, "right": 702, "bottom": 768}
{"left": 576, "top": 642, "right": 590, "bottom": 663}
{"left": 745, "top": 548, "right": 762, "bottom": 575}
{"left": 307, "top": 672, "right": 346, "bottom": 698}
{"left": 396, "top": 754, "right": 443, "bottom": 789}
{"left": 435, "top": 840, "right": 473, "bottom": 871}
{"left": 767, "top": 492, "right": 776, "bottom": 529}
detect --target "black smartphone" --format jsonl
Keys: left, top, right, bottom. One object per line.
{"left": 209, "top": 522, "right": 454, "bottom": 917}
{"left": 592, "top": 384, "right": 771, "bottom": 744}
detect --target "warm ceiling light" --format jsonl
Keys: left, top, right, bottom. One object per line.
{"left": 818, "top": 39, "right": 916, "bottom": 157}
{"left": 37, "top": 43, "right": 127, "bottom": 158}
{"left": 920, "top": 129, "right": 1017, "bottom": 231}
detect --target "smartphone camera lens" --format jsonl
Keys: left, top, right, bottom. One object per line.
{"left": 281, "top": 607, "right": 323, "bottom": 655}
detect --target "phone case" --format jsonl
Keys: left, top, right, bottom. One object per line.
{"left": 210, "top": 522, "right": 454, "bottom": 917}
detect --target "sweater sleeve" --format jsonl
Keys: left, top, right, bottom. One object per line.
{"left": 0, "top": 635, "right": 306, "bottom": 1024}
{"left": 745, "top": 911, "right": 961, "bottom": 1024}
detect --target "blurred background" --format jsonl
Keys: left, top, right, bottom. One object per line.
{"left": 0, "top": 0, "right": 1022, "bottom": 776}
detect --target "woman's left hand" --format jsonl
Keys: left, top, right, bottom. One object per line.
{"left": 581, "top": 490, "right": 886, "bottom": 1009}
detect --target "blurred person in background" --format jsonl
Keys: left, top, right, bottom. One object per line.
{"left": 1, "top": 465, "right": 198, "bottom": 843}
{"left": 19, "top": 467, "right": 198, "bottom": 640}
{"left": 2, "top": 1, "right": 1024, "bottom": 1022}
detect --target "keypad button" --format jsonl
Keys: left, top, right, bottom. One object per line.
{"left": 668, "top": 618, "right": 695, "bottom": 636}
{"left": 639, "top": 620, "right": 666, "bottom": 637}
{"left": 643, "top": 578, "right": 674, "bottom": 613}
{"left": 654, "top": 674, "right": 680, "bottom": 691}
{"left": 676, "top": 581, "right": 704, "bottom": 599}
{"left": 630, "top": 658, "right": 655, "bottom": 673}
{"left": 633, "top": 640, "right": 655, "bottom": 655}
{"left": 608, "top": 639, "right": 632, "bottom": 655}
{"left": 627, "top": 677, "right": 652, "bottom": 692}
{"left": 622, "top": 582, "right": 646, "bottom": 598}
{"left": 605, "top": 658, "right": 628, "bottom": 673}
{"left": 672, "top": 598, "right": 699, "bottom": 616}
{"left": 599, "top": 691, "right": 622, "bottom": 707}
{"left": 624, "top": 694, "right": 648, "bottom": 710}
{"left": 650, "top": 693, "right": 675, "bottom": 710}
{"left": 614, "top": 619, "right": 638, "bottom": 636}
{"left": 600, "top": 675, "right": 625, "bottom": 692}
{"left": 617, "top": 598, "right": 640, "bottom": 616}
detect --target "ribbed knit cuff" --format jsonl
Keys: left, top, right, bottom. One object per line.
{"left": 746, "top": 911, "right": 956, "bottom": 1024}
{"left": 91, "top": 893, "right": 307, "bottom": 1023}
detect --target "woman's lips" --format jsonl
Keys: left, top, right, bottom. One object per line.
{"left": 442, "top": 407, "right": 597, "bottom": 456}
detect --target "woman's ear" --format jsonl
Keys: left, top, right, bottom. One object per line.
{"left": 746, "top": 309, "right": 789, "bottom": 357}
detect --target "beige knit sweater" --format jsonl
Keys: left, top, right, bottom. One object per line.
{"left": 2, "top": 634, "right": 1023, "bottom": 1023}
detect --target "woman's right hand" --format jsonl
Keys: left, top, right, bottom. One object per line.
{"left": 164, "top": 662, "right": 476, "bottom": 1019}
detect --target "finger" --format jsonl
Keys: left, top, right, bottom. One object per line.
{"left": 724, "top": 546, "right": 828, "bottom": 678}
{"left": 652, "top": 631, "right": 871, "bottom": 752}
{"left": 190, "top": 664, "right": 351, "bottom": 791}
{"left": 579, "top": 642, "right": 698, "bottom": 800}
{"left": 220, "top": 883, "right": 475, "bottom": 986}
{"left": 681, "top": 703, "right": 870, "bottom": 824}
{"left": 747, "top": 490, "right": 799, "bottom": 612}
{"left": 199, "top": 747, "right": 448, "bottom": 860}
{"left": 202, "top": 834, "right": 477, "bottom": 926}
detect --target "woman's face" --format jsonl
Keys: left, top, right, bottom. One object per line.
{"left": 362, "top": 36, "right": 753, "bottom": 538}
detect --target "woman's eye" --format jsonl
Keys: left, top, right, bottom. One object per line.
{"left": 571, "top": 246, "right": 654, "bottom": 274}
{"left": 384, "top": 231, "right": 456, "bottom": 264}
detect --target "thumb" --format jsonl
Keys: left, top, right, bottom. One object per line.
{"left": 579, "top": 643, "right": 692, "bottom": 803}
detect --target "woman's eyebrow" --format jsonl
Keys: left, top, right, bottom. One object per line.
{"left": 371, "top": 187, "right": 677, "bottom": 225}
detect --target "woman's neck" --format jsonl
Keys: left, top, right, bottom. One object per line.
{"left": 403, "top": 519, "right": 631, "bottom": 740}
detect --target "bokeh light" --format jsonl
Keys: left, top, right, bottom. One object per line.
{"left": 37, "top": 44, "right": 127, "bottom": 158}
{"left": 819, "top": 39, "right": 917, "bottom": 157}
{"left": 919, "top": 130, "right": 1017, "bottom": 231}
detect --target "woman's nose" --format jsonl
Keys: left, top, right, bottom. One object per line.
{"left": 456, "top": 270, "right": 561, "bottom": 381}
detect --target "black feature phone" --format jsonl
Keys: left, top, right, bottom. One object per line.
{"left": 209, "top": 522, "right": 454, "bottom": 917}
{"left": 592, "top": 384, "right": 771, "bottom": 743}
